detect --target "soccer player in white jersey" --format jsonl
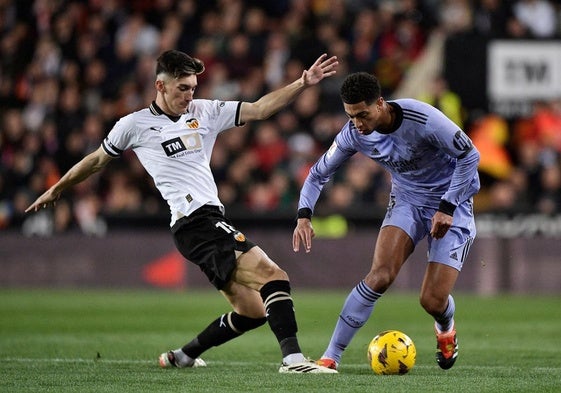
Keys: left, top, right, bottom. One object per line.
{"left": 26, "top": 50, "right": 339, "bottom": 373}
{"left": 293, "top": 72, "right": 480, "bottom": 371}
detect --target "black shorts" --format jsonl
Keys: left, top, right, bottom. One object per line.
{"left": 171, "top": 205, "right": 256, "bottom": 290}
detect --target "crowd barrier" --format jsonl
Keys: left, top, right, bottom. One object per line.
{"left": 1, "top": 217, "right": 559, "bottom": 294}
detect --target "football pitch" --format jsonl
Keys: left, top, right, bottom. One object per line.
{"left": 1, "top": 289, "right": 559, "bottom": 393}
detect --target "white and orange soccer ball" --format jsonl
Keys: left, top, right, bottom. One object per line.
{"left": 367, "top": 330, "right": 416, "bottom": 375}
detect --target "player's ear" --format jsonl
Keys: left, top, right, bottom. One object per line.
{"left": 376, "top": 97, "right": 384, "bottom": 111}
{"left": 155, "top": 79, "right": 165, "bottom": 93}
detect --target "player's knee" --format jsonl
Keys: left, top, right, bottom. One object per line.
{"left": 261, "top": 261, "right": 288, "bottom": 281}
{"left": 275, "top": 267, "right": 289, "bottom": 281}
{"left": 251, "top": 249, "right": 289, "bottom": 281}
{"left": 365, "top": 268, "right": 395, "bottom": 293}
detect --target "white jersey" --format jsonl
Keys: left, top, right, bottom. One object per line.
{"left": 102, "top": 100, "right": 243, "bottom": 226}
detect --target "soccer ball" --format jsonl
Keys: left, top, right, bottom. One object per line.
{"left": 367, "top": 330, "right": 416, "bottom": 375}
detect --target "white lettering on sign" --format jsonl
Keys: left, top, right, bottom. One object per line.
{"left": 488, "top": 41, "right": 561, "bottom": 101}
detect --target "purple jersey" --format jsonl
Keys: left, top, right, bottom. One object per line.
{"left": 298, "top": 99, "right": 480, "bottom": 212}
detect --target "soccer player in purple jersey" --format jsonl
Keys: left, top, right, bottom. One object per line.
{"left": 26, "top": 50, "right": 339, "bottom": 374}
{"left": 293, "top": 72, "right": 480, "bottom": 371}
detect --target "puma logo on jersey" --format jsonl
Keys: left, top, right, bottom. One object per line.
{"left": 185, "top": 118, "right": 199, "bottom": 129}
{"left": 149, "top": 126, "right": 163, "bottom": 132}
{"left": 161, "top": 133, "right": 202, "bottom": 157}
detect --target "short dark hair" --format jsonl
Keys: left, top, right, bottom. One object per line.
{"left": 156, "top": 50, "right": 205, "bottom": 78}
{"left": 340, "top": 72, "right": 381, "bottom": 105}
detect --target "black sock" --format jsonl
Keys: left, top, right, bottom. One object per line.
{"left": 182, "top": 312, "right": 266, "bottom": 358}
{"left": 260, "top": 280, "right": 302, "bottom": 357}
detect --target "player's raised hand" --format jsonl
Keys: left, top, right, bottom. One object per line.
{"left": 302, "top": 54, "right": 338, "bottom": 86}
{"left": 25, "top": 187, "right": 61, "bottom": 213}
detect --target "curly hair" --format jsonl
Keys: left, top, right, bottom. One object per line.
{"left": 340, "top": 72, "right": 381, "bottom": 105}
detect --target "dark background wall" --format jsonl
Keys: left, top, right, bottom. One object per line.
{"left": 2, "top": 226, "right": 559, "bottom": 294}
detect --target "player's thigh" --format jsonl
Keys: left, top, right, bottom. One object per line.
{"left": 373, "top": 225, "right": 415, "bottom": 266}
{"left": 220, "top": 281, "right": 266, "bottom": 318}
{"left": 376, "top": 195, "right": 424, "bottom": 274}
{"left": 366, "top": 225, "right": 414, "bottom": 290}
{"left": 230, "top": 246, "right": 288, "bottom": 291}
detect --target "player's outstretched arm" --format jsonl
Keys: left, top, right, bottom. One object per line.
{"left": 240, "top": 53, "right": 338, "bottom": 123}
{"left": 25, "top": 146, "right": 113, "bottom": 212}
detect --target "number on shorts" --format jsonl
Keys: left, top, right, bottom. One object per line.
{"left": 215, "top": 221, "right": 236, "bottom": 233}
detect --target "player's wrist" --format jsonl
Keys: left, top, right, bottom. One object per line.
{"left": 297, "top": 73, "right": 308, "bottom": 88}
{"left": 297, "top": 207, "right": 313, "bottom": 220}
{"left": 438, "top": 200, "right": 456, "bottom": 216}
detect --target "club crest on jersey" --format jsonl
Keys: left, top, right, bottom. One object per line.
{"left": 234, "top": 231, "right": 246, "bottom": 242}
{"left": 185, "top": 118, "right": 199, "bottom": 129}
{"left": 161, "top": 133, "right": 202, "bottom": 157}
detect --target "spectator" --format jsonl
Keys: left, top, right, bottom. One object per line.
{"left": 439, "top": 0, "right": 473, "bottom": 34}
{"left": 472, "top": 0, "right": 515, "bottom": 38}
{"left": 469, "top": 112, "right": 514, "bottom": 210}
{"left": 3, "top": 0, "right": 558, "bottom": 234}
{"left": 417, "top": 75, "right": 465, "bottom": 128}
{"left": 512, "top": 0, "right": 558, "bottom": 38}
{"left": 251, "top": 121, "right": 288, "bottom": 175}
{"left": 532, "top": 99, "right": 561, "bottom": 152}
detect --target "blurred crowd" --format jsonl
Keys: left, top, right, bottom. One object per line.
{"left": 1, "top": 0, "right": 561, "bottom": 235}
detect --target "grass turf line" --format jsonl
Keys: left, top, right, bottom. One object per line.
{"left": 1, "top": 289, "right": 560, "bottom": 393}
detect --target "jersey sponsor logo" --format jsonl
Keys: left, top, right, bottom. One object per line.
{"left": 383, "top": 156, "right": 421, "bottom": 173}
{"left": 149, "top": 126, "right": 163, "bottom": 133}
{"left": 161, "top": 133, "right": 202, "bottom": 157}
{"left": 453, "top": 130, "right": 473, "bottom": 152}
{"left": 185, "top": 118, "right": 199, "bottom": 129}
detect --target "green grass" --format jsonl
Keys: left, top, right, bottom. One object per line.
{"left": 1, "top": 289, "right": 560, "bottom": 393}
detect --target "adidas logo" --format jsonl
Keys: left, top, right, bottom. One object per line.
{"left": 450, "top": 252, "right": 458, "bottom": 260}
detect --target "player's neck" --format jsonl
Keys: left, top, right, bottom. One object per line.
{"left": 377, "top": 104, "right": 395, "bottom": 133}
{"left": 379, "top": 102, "right": 402, "bottom": 134}
{"left": 152, "top": 100, "right": 182, "bottom": 122}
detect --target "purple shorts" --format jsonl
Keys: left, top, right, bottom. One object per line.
{"left": 381, "top": 193, "right": 476, "bottom": 271}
